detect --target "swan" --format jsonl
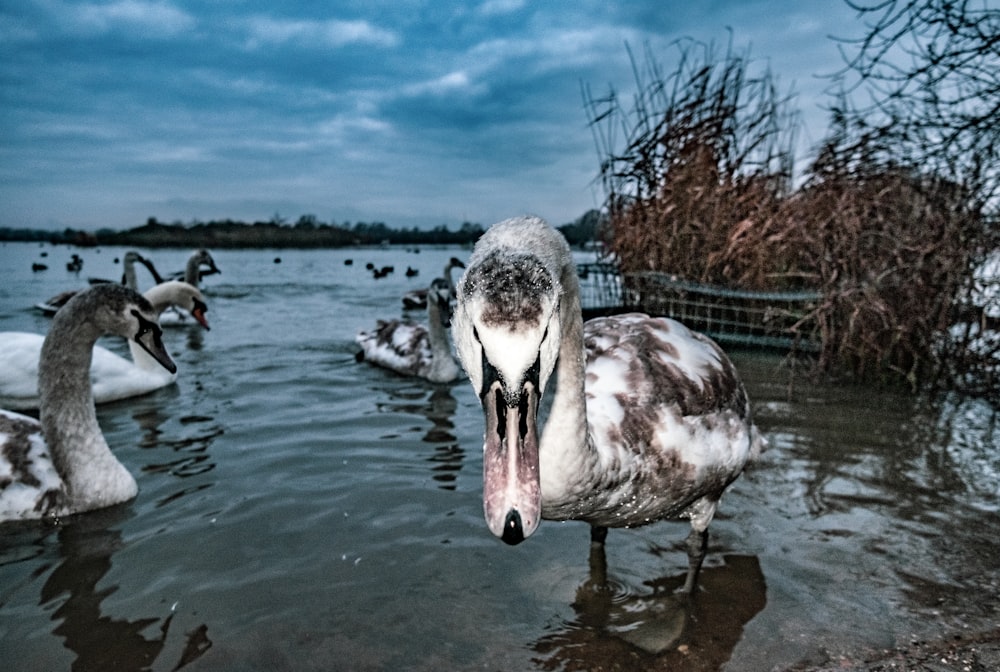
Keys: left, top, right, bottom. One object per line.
{"left": 88, "top": 250, "right": 165, "bottom": 287}
{"left": 159, "top": 249, "right": 220, "bottom": 327}
{"left": 356, "top": 277, "right": 462, "bottom": 383}
{"left": 0, "top": 281, "right": 208, "bottom": 411}
{"left": 450, "top": 216, "right": 763, "bottom": 591}
{"left": 0, "top": 283, "right": 176, "bottom": 522}
{"left": 35, "top": 251, "right": 156, "bottom": 315}
{"left": 402, "top": 256, "right": 466, "bottom": 310}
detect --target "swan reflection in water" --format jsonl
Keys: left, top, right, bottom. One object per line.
{"left": 40, "top": 508, "right": 211, "bottom": 672}
{"left": 532, "top": 542, "right": 766, "bottom": 671}
{"left": 381, "top": 385, "right": 465, "bottom": 490}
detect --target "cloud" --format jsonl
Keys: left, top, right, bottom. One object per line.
{"left": 67, "top": 0, "right": 195, "bottom": 37}
{"left": 242, "top": 15, "right": 399, "bottom": 50}
{"left": 478, "top": 0, "right": 528, "bottom": 17}
{"left": 401, "top": 70, "right": 484, "bottom": 98}
{"left": 0, "top": 0, "right": 867, "bottom": 231}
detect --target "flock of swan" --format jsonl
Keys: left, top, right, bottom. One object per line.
{"left": 0, "top": 217, "right": 762, "bottom": 592}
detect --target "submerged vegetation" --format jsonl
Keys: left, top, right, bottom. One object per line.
{"left": 584, "top": 28, "right": 999, "bottom": 397}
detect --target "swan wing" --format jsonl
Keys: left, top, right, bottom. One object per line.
{"left": 356, "top": 320, "right": 433, "bottom": 377}
{"left": 579, "top": 313, "right": 757, "bottom": 524}
{"left": 0, "top": 409, "right": 63, "bottom": 520}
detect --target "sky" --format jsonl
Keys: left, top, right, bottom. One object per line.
{"left": 0, "top": 1, "right": 866, "bottom": 232}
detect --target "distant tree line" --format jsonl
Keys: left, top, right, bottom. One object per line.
{"left": 0, "top": 210, "right": 603, "bottom": 249}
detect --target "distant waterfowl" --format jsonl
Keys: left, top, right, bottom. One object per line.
{"left": 406, "top": 266, "right": 419, "bottom": 277}
{"left": 372, "top": 265, "right": 395, "bottom": 279}
{"left": 402, "top": 256, "right": 465, "bottom": 310}
{"left": 66, "top": 254, "right": 83, "bottom": 272}
{"left": 1, "top": 281, "right": 208, "bottom": 411}
{"left": 0, "top": 284, "right": 176, "bottom": 522}
{"left": 87, "top": 251, "right": 164, "bottom": 287}
{"left": 32, "top": 262, "right": 47, "bottom": 272}
{"left": 451, "top": 216, "right": 763, "bottom": 591}
{"left": 165, "top": 248, "right": 221, "bottom": 284}
{"left": 356, "top": 277, "right": 462, "bottom": 383}
{"left": 35, "top": 251, "right": 154, "bottom": 315}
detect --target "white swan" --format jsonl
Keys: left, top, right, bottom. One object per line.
{"left": 159, "top": 249, "right": 220, "bottom": 327}
{"left": 357, "top": 277, "right": 462, "bottom": 383}
{"left": 402, "top": 257, "right": 466, "bottom": 310}
{"left": 0, "top": 283, "right": 176, "bottom": 522}
{"left": 451, "top": 216, "right": 763, "bottom": 591}
{"left": 0, "top": 281, "right": 208, "bottom": 411}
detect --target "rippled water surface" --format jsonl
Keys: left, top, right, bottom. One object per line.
{"left": 1, "top": 242, "right": 998, "bottom": 671}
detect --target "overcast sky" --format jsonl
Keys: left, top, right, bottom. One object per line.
{"left": 1, "top": 1, "right": 864, "bottom": 231}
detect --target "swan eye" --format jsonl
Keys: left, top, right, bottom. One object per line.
{"left": 131, "top": 310, "right": 161, "bottom": 342}
{"left": 131, "top": 309, "right": 150, "bottom": 337}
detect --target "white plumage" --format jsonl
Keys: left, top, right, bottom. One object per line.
{"left": 0, "top": 283, "right": 176, "bottom": 522}
{"left": 159, "top": 249, "right": 220, "bottom": 327}
{"left": 357, "top": 277, "right": 462, "bottom": 383}
{"left": 0, "top": 281, "right": 207, "bottom": 410}
{"left": 451, "top": 216, "right": 763, "bottom": 591}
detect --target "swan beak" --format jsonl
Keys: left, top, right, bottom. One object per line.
{"left": 481, "top": 370, "right": 542, "bottom": 545}
{"left": 132, "top": 312, "right": 177, "bottom": 374}
{"left": 191, "top": 298, "right": 211, "bottom": 330}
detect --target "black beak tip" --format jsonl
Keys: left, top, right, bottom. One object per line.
{"left": 501, "top": 509, "right": 525, "bottom": 546}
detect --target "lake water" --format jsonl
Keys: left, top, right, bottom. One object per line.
{"left": 1, "top": 241, "right": 998, "bottom": 672}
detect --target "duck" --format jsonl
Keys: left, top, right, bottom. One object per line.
{"left": 450, "top": 216, "right": 763, "bottom": 592}
{"left": 159, "top": 249, "right": 220, "bottom": 327}
{"left": 35, "top": 251, "right": 156, "bottom": 315}
{"left": 402, "top": 256, "right": 466, "bottom": 310}
{"left": 0, "top": 283, "right": 176, "bottom": 522}
{"left": 356, "top": 277, "right": 462, "bottom": 383}
{"left": 0, "top": 281, "right": 208, "bottom": 411}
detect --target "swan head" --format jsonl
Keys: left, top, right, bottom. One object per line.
{"left": 195, "top": 249, "right": 221, "bottom": 276}
{"left": 452, "top": 216, "right": 567, "bottom": 545}
{"left": 62, "top": 284, "right": 177, "bottom": 374}
{"left": 144, "top": 281, "right": 211, "bottom": 330}
{"left": 428, "top": 277, "right": 453, "bottom": 327}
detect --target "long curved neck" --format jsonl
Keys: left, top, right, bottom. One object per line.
{"left": 185, "top": 255, "right": 200, "bottom": 286}
{"left": 426, "top": 300, "right": 450, "bottom": 357}
{"left": 38, "top": 311, "right": 133, "bottom": 507}
{"left": 123, "top": 256, "right": 139, "bottom": 289}
{"left": 538, "top": 258, "right": 591, "bottom": 483}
